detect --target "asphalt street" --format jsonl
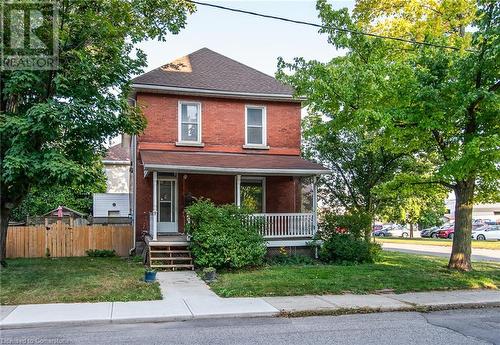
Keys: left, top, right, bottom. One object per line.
{"left": 1, "top": 308, "right": 499, "bottom": 345}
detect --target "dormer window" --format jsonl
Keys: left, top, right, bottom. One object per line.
{"left": 178, "top": 101, "right": 202, "bottom": 144}
{"left": 244, "top": 105, "right": 267, "bottom": 148}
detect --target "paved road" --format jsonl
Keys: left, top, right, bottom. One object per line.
{"left": 382, "top": 242, "right": 500, "bottom": 262}
{"left": 1, "top": 308, "right": 498, "bottom": 345}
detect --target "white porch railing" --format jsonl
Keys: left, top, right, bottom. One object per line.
{"left": 248, "top": 213, "right": 316, "bottom": 239}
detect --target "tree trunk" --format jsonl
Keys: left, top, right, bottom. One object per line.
{"left": 448, "top": 179, "right": 475, "bottom": 271}
{"left": 363, "top": 213, "right": 374, "bottom": 242}
{"left": 0, "top": 206, "right": 11, "bottom": 267}
{"left": 409, "top": 223, "right": 414, "bottom": 238}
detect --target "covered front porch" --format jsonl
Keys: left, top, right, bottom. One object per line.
{"left": 139, "top": 150, "right": 328, "bottom": 247}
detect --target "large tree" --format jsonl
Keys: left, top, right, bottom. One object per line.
{"left": 0, "top": 0, "right": 195, "bottom": 266}
{"left": 297, "top": 113, "right": 410, "bottom": 241}
{"left": 279, "top": 0, "right": 499, "bottom": 270}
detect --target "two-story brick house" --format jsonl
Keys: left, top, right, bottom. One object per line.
{"left": 130, "top": 48, "right": 328, "bottom": 267}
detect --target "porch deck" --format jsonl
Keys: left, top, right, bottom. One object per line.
{"left": 148, "top": 213, "right": 317, "bottom": 247}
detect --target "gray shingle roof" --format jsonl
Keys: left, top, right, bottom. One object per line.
{"left": 132, "top": 48, "right": 294, "bottom": 96}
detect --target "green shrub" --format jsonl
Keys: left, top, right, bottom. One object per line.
{"left": 185, "top": 199, "right": 266, "bottom": 269}
{"left": 319, "top": 212, "right": 372, "bottom": 240}
{"left": 267, "top": 254, "right": 317, "bottom": 266}
{"left": 86, "top": 249, "right": 117, "bottom": 257}
{"left": 319, "top": 233, "right": 381, "bottom": 264}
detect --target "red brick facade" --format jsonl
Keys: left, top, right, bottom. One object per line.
{"left": 136, "top": 94, "right": 301, "bottom": 155}
{"left": 134, "top": 92, "right": 303, "bottom": 238}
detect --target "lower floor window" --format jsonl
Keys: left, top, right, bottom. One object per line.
{"left": 238, "top": 177, "right": 265, "bottom": 213}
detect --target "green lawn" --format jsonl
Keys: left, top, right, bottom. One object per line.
{"left": 211, "top": 252, "right": 500, "bottom": 297}
{"left": 0, "top": 257, "right": 162, "bottom": 305}
{"left": 376, "top": 237, "right": 500, "bottom": 250}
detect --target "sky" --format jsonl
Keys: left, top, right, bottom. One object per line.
{"left": 134, "top": 0, "right": 354, "bottom": 77}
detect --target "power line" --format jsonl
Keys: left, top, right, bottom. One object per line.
{"left": 187, "top": 0, "right": 471, "bottom": 52}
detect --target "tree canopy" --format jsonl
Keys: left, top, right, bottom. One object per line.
{"left": 278, "top": 0, "right": 499, "bottom": 270}
{"left": 0, "top": 0, "right": 195, "bottom": 265}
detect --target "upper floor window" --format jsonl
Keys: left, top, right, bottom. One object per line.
{"left": 178, "top": 101, "right": 201, "bottom": 143}
{"left": 245, "top": 105, "right": 267, "bottom": 147}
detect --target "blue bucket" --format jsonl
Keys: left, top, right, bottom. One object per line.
{"left": 144, "top": 271, "right": 157, "bottom": 282}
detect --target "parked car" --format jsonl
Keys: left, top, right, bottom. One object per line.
{"left": 388, "top": 225, "right": 410, "bottom": 238}
{"left": 373, "top": 228, "right": 391, "bottom": 237}
{"left": 472, "top": 225, "right": 500, "bottom": 240}
{"left": 420, "top": 226, "right": 439, "bottom": 238}
{"left": 437, "top": 226, "right": 454, "bottom": 239}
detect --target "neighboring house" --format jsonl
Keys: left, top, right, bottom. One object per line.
{"left": 92, "top": 137, "right": 131, "bottom": 222}
{"left": 130, "top": 48, "right": 328, "bottom": 255}
{"left": 445, "top": 193, "right": 500, "bottom": 223}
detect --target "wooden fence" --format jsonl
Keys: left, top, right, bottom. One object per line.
{"left": 6, "top": 222, "right": 134, "bottom": 258}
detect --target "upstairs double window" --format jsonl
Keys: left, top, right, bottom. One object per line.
{"left": 177, "top": 102, "right": 268, "bottom": 148}
{"left": 178, "top": 101, "right": 202, "bottom": 144}
{"left": 245, "top": 105, "right": 267, "bottom": 148}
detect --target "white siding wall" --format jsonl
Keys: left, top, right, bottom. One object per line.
{"left": 445, "top": 192, "right": 500, "bottom": 221}
{"left": 105, "top": 164, "right": 130, "bottom": 193}
{"left": 93, "top": 193, "right": 130, "bottom": 217}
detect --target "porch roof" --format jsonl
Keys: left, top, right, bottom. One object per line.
{"left": 140, "top": 150, "right": 329, "bottom": 176}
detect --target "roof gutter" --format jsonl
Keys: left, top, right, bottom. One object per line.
{"left": 131, "top": 83, "right": 305, "bottom": 102}
{"left": 143, "top": 163, "right": 329, "bottom": 176}
{"left": 102, "top": 160, "right": 130, "bottom": 165}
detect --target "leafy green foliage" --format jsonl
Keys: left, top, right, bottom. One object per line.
{"left": 267, "top": 254, "right": 317, "bottom": 266}
{"left": 185, "top": 199, "right": 266, "bottom": 269}
{"left": 10, "top": 170, "right": 106, "bottom": 222}
{"left": 0, "top": 0, "right": 195, "bottom": 261}
{"left": 319, "top": 233, "right": 381, "bottom": 264}
{"left": 86, "top": 249, "right": 117, "bottom": 257}
{"left": 318, "top": 212, "right": 372, "bottom": 240}
{"left": 277, "top": 0, "right": 499, "bottom": 270}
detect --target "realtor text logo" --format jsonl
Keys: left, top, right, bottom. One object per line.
{"left": 1, "top": 0, "right": 58, "bottom": 70}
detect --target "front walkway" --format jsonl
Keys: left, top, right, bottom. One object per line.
{"left": 1, "top": 271, "right": 499, "bottom": 329}
{"left": 382, "top": 242, "right": 500, "bottom": 262}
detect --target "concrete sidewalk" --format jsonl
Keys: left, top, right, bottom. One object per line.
{"left": 1, "top": 271, "right": 499, "bottom": 329}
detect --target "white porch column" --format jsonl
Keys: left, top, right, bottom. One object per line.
{"left": 152, "top": 171, "right": 158, "bottom": 241}
{"left": 312, "top": 176, "right": 318, "bottom": 235}
{"left": 236, "top": 174, "right": 241, "bottom": 207}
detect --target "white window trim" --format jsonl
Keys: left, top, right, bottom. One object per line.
{"left": 178, "top": 101, "right": 202, "bottom": 144}
{"left": 236, "top": 176, "right": 266, "bottom": 212}
{"left": 244, "top": 105, "right": 267, "bottom": 147}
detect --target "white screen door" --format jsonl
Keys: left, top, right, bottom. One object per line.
{"left": 157, "top": 179, "right": 177, "bottom": 233}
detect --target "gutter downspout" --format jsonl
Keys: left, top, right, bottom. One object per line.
{"left": 129, "top": 134, "right": 137, "bottom": 255}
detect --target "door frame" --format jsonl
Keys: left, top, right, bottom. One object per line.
{"left": 156, "top": 174, "right": 178, "bottom": 234}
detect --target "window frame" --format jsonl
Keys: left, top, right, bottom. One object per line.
{"left": 236, "top": 176, "right": 266, "bottom": 213}
{"left": 244, "top": 105, "right": 267, "bottom": 147}
{"left": 178, "top": 101, "right": 202, "bottom": 144}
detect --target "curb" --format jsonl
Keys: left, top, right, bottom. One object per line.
{"left": 1, "top": 302, "right": 498, "bottom": 330}
{"left": 277, "top": 301, "right": 500, "bottom": 318}
{"left": 0, "top": 311, "right": 279, "bottom": 330}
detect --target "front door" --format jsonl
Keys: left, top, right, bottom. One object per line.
{"left": 157, "top": 179, "right": 177, "bottom": 233}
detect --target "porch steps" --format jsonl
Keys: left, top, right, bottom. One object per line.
{"left": 148, "top": 240, "right": 194, "bottom": 271}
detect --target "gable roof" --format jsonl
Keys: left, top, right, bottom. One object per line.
{"left": 132, "top": 48, "right": 297, "bottom": 100}
{"left": 104, "top": 143, "right": 130, "bottom": 163}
